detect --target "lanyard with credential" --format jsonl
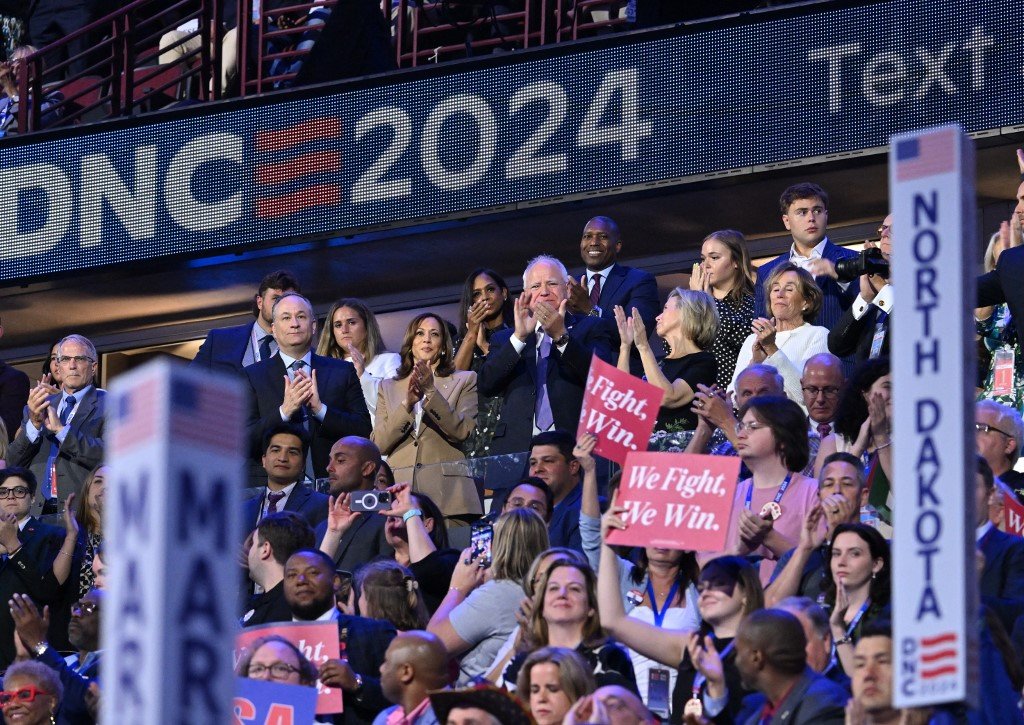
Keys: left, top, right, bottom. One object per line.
{"left": 644, "top": 580, "right": 680, "bottom": 628}
{"left": 744, "top": 473, "right": 792, "bottom": 511}
{"left": 844, "top": 598, "right": 871, "bottom": 639}
{"left": 691, "top": 640, "right": 736, "bottom": 698}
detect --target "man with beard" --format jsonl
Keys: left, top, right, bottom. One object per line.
{"left": 283, "top": 549, "right": 395, "bottom": 724}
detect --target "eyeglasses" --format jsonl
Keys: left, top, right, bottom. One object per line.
{"left": 975, "top": 422, "right": 1013, "bottom": 438}
{"left": 735, "top": 421, "right": 769, "bottom": 434}
{"left": 801, "top": 386, "right": 841, "bottom": 399}
{"left": 247, "top": 662, "right": 300, "bottom": 679}
{"left": 0, "top": 686, "right": 51, "bottom": 705}
{"left": 0, "top": 486, "right": 29, "bottom": 499}
{"left": 71, "top": 601, "right": 99, "bottom": 616}
{"left": 57, "top": 355, "right": 94, "bottom": 366}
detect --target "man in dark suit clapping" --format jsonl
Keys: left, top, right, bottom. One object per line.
{"left": 244, "top": 292, "right": 371, "bottom": 484}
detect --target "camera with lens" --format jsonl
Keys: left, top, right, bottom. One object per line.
{"left": 834, "top": 247, "right": 889, "bottom": 282}
{"left": 350, "top": 490, "right": 393, "bottom": 512}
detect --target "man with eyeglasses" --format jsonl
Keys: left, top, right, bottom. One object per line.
{"left": 828, "top": 214, "right": 895, "bottom": 364}
{"left": 0, "top": 468, "right": 65, "bottom": 671}
{"left": 800, "top": 353, "right": 845, "bottom": 469}
{"left": 500, "top": 478, "right": 553, "bottom": 523}
{"left": 7, "top": 333, "right": 105, "bottom": 511}
{"left": 10, "top": 588, "right": 102, "bottom": 725}
{"left": 975, "top": 399, "right": 1024, "bottom": 499}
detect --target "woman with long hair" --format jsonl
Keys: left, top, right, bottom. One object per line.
{"left": 516, "top": 646, "right": 597, "bottom": 725}
{"left": 372, "top": 312, "right": 481, "bottom": 521}
{"left": 355, "top": 559, "right": 429, "bottom": 631}
{"left": 316, "top": 298, "right": 401, "bottom": 425}
{"left": 428, "top": 508, "right": 550, "bottom": 684}
{"left": 730, "top": 263, "right": 830, "bottom": 408}
{"left": 689, "top": 230, "right": 757, "bottom": 389}
{"left": 503, "top": 559, "right": 636, "bottom": 693}
{"left": 600, "top": 498, "right": 765, "bottom": 725}
{"left": 822, "top": 523, "right": 891, "bottom": 674}
{"left": 728, "top": 396, "right": 821, "bottom": 586}
{"left": 453, "top": 268, "right": 514, "bottom": 458}
{"left": 615, "top": 289, "right": 718, "bottom": 451}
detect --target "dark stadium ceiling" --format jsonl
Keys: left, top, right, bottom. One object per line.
{"left": 0, "top": 137, "right": 1019, "bottom": 363}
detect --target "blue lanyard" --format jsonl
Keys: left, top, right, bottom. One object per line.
{"left": 844, "top": 598, "right": 871, "bottom": 639}
{"left": 744, "top": 474, "right": 792, "bottom": 510}
{"left": 644, "top": 580, "right": 680, "bottom": 628}
{"left": 692, "top": 640, "right": 736, "bottom": 696}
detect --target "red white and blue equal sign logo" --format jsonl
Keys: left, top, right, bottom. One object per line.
{"left": 895, "top": 127, "right": 957, "bottom": 182}
{"left": 255, "top": 118, "right": 342, "bottom": 219}
{"left": 917, "top": 631, "right": 958, "bottom": 680}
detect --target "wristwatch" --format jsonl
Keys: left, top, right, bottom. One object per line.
{"left": 553, "top": 332, "right": 570, "bottom": 347}
{"left": 352, "top": 673, "right": 364, "bottom": 694}
{"left": 32, "top": 641, "right": 48, "bottom": 657}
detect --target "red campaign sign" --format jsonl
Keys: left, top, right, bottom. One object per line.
{"left": 236, "top": 621, "right": 343, "bottom": 715}
{"left": 1003, "top": 488, "right": 1024, "bottom": 537}
{"left": 577, "top": 355, "right": 665, "bottom": 464}
{"left": 606, "top": 452, "right": 740, "bottom": 552}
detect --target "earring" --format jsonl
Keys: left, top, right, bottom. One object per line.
{"left": 872, "top": 572, "right": 877, "bottom": 580}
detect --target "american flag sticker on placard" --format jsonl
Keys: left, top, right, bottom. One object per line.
{"left": 894, "top": 128, "right": 957, "bottom": 181}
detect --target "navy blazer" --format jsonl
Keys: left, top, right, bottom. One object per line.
{"left": 0, "top": 358, "right": 29, "bottom": 443}
{"left": 241, "top": 484, "right": 330, "bottom": 534}
{"left": 7, "top": 387, "right": 106, "bottom": 505}
{"left": 980, "top": 526, "right": 1024, "bottom": 633}
{"left": 477, "top": 313, "right": 615, "bottom": 455}
{"left": 827, "top": 303, "right": 890, "bottom": 363}
{"left": 979, "top": 245, "right": 1024, "bottom": 332}
{"left": 592, "top": 263, "right": 659, "bottom": 375}
{"left": 754, "top": 240, "right": 858, "bottom": 331}
{"left": 244, "top": 353, "right": 371, "bottom": 478}
{"left": 0, "top": 518, "right": 65, "bottom": 669}
{"left": 39, "top": 645, "right": 98, "bottom": 725}
{"left": 738, "top": 668, "right": 847, "bottom": 724}
{"left": 336, "top": 613, "right": 397, "bottom": 725}
{"left": 190, "top": 322, "right": 256, "bottom": 379}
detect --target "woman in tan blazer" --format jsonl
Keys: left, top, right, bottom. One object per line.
{"left": 373, "top": 312, "right": 482, "bottom": 521}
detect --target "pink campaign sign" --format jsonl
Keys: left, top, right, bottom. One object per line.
{"left": 606, "top": 452, "right": 741, "bottom": 552}
{"left": 577, "top": 355, "right": 664, "bottom": 464}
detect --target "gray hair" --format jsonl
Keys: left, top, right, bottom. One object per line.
{"left": 736, "top": 363, "right": 785, "bottom": 394}
{"left": 776, "top": 596, "right": 830, "bottom": 638}
{"left": 977, "top": 399, "right": 1024, "bottom": 464}
{"left": 522, "top": 255, "right": 568, "bottom": 288}
{"left": 57, "top": 334, "right": 97, "bottom": 362}
{"left": 271, "top": 291, "right": 315, "bottom": 322}
{"left": 4, "top": 660, "right": 63, "bottom": 702}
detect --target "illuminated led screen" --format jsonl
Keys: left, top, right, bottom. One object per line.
{"left": 0, "top": 0, "right": 1016, "bottom": 282}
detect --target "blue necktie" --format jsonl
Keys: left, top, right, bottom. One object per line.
{"left": 60, "top": 395, "right": 76, "bottom": 426}
{"left": 535, "top": 335, "right": 554, "bottom": 431}
{"left": 290, "top": 360, "right": 315, "bottom": 483}
{"left": 258, "top": 335, "right": 273, "bottom": 362}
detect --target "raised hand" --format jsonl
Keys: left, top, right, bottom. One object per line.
{"left": 325, "top": 493, "right": 361, "bottom": 534}
{"left": 751, "top": 317, "right": 778, "bottom": 355}
{"left": 9, "top": 594, "right": 48, "bottom": 651}
{"left": 799, "top": 504, "right": 827, "bottom": 552}
{"left": 691, "top": 383, "right": 736, "bottom": 432}
{"left": 305, "top": 368, "right": 323, "bottom": 413}
{"left": 687, "top": 632, "right": 724, "bottom": 692}
{"left": 513, "top": 291, "right": 534, "bottom": 340}
{"left": 600, "top": 504, "right": 629, "bottom": 541}
{"left": 345, "top": 343, "right": 366, "bottom": 377}
{"left": 379, "top": 482, "right": 414, "bottom": 518}
{"left": 26, "top": 376, "right": 57, "bottom": 429}
{"left": 572, "top": 432, "right": 598, "bottom": 473}
{"left": 534, "top": 299, "right": 567, "bottom": 340}
{"left": 629, "top": 307, "right": 649, "bottom": 351}
{"left": 62, "top": 493, "right": 80, "bottom": 539}
{"left": 737, "top": 508, "right": 773, "bottom": 549}
{"left": 689, "top": 262, "right": 709, "bottom": 293}
{"left": 565, "top": 275, "right": 594, "bottom": 314}
{"left": 613, "top": 305, "right": 634, "bottom": 348}
{"left": 414, "top": 359, "right": 434, "bottom": 395}
{"left": 281, "top": 374, "right": 313, "bottom": 419}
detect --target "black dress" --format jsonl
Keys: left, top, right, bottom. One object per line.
{"left": 670, "top": 634, "right": 753, "bottom": 725}
{"left": 712, "top": 294, "right": 755, "bottom": 390}
{"left": 653, "top": 351, "right": 718, "bottom": 432}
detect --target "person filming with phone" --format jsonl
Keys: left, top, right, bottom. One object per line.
{"left": 427, "top": 508, "right": 550, "bottom": 685}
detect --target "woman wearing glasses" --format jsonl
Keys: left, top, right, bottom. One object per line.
{"left": 237, "top": 635, "right": 319, "bottom": 686}
{"left": 0, "top": 661, "right": 62, "bottom": 725}
{"left": 726, "top": 396, "right": 821, "bottom": 587}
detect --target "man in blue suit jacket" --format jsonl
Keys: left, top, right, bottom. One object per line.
{"left": 976, "top": 457, "right": 1024, "bottom": 633}
{"left": 244, "top": 293, "right": 371, "bottom": 481}
{"left": 479, "top": 255, "right": 615, "bottom": 456}
{"left": 191, "top": 270, "right": 300, "bottom": 379}
{"left": 565, "top": 217, "right": 659, "bottom": 375}
{"left": 754, "top": 183, "right": 857, "bottom": 335}
{"left": 241, "top": 423, "right": 330, "bottom": 532}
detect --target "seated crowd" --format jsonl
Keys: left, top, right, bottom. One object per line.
{"left": 3, "top": 170, "right": 1024, "bottom": 725}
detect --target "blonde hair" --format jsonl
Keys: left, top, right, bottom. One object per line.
{"left": 762, "top": 263, "right": 823, "bottom": 323}
{"left": 666, "top": 288, "right": 719, "bottom": 350}
{"left": 516, "top": 646, "right": 595, "bottom": 704}
{"left": 316, "top": 298, "right": 388, "bottom": 363}
{"left": 491, "top": 509, "right": 550, "bottom": 585}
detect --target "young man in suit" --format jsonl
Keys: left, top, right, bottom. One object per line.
{"left": 314, "top": 436, "right": 393, "bottom": 573}
{"left": 7, "top": 334, "right": 105, "bottom": 510}
{"left": 191, "top": 269, "right": 300, "bottom": 379}
{"left": 565, "top": 216, "right": 659, "bottom": 374}
{"left": 242, "top": 511, "right": 316, "bottom": 627}
{"left": 976, "top": 456, "right": 1024, "bottom": 635}
{"left": 242, "top": 423, "right": 330, "bottom": 532}
{"left": 0, "top": 467, "right": 65, "bottom": 670}
{"left": 244, "top": 293, "right": 371, "bottom": 482}
{"left": 478, "top": 255, "right": 615, "bottom": 455}
{"left": 754, "top": 183, "right": 858, "bottom": 333}
{"left": 283, "top": 549, "right": 396, "bottom": 725}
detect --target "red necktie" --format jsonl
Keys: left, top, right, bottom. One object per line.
{"left": 589, "top": 274, "right": 602, "bottom": 308}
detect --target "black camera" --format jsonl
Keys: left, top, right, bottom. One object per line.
{"left": 350, "top": 490, "right": 393, "bottom": 512}
{"left": 834, "top": 247, "right": 889, "bottom": 282}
